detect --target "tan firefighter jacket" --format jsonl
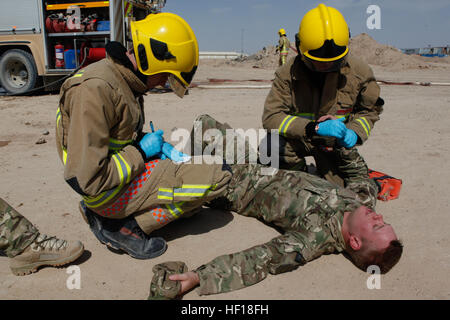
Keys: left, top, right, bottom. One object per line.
{"left": 262, "top": 54, "right": 383, "bottom": 144}
{"left": 56, "top": 57, "right": 150, "bottom": 209}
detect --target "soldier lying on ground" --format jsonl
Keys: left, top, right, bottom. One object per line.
{"left": 0, "top": 198, "right": 84, "bottom": 276}
{"left": 146, "top": 115, "right": 403, "bottom": 299}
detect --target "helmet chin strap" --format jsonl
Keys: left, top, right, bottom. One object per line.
{"left": 105, "top": 41, "right": 148, "bottom": 84}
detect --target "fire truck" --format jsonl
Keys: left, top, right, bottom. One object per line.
{"left": 0, "top": 0, "right": 166, "bottom": 94}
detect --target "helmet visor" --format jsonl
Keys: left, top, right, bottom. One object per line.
{"left": 168, "top": 74, "right": 188, "bottom": 98}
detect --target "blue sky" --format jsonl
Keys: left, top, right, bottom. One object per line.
{"left": 164, "top": 0, "right": 450, "bottom": 54}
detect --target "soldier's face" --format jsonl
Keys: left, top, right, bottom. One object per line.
{"left": 348, "top": 206, "right": 397, "bottom": 252}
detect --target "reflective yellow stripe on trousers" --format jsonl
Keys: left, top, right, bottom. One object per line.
{"left": 166, "top": 202, "right": 184, "bottom": 218}
{"left": 158, "top": 184, "right": 217, "bottom": 201}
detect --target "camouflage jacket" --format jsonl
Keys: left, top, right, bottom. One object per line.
{"left": 195, "top": 148, "right": 378, "bottom": 295}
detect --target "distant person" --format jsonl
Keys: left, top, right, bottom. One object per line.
{"left": 0, "top": 198, "right": 84, "bottom": 276}
{"left": 263, "top": 3, "right": 385, "bottom": 188}
{"left": 276, "top": 28, "right": 291, "bottom": 66}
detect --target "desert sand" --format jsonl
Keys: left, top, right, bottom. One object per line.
{"left": 0, "top": 35, "right": 449, "bottom": 300}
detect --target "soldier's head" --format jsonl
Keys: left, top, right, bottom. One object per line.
{"left": 343, "top": 206, "right": 403, "bottom": 274}
{"left": 130, "top": 12, "right": 199, "bottom": 98}
{"left": 296, "top": 4, "right": 350, "bottom": 73}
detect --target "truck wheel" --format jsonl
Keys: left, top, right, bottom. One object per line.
{"left": 0, "top": 49, "right": 38, "bottom": 94}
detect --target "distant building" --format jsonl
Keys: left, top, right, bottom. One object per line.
{"left": 402, "top": 46, "right": 449, "bottom": 57}
{"left": 199, "top": 52, "right": 248, "bottom": 59}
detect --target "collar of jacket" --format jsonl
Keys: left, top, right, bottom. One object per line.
{"left": 106, "top": 56, "right": 148, "bottom": 96}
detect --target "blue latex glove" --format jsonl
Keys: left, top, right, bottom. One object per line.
{"left": 338, "top": 129, "right": 358, "bottom": 148}
{"left": 162, "top": 142, "right": 191, "bottom": 163}
{"left": 316, "top": 118, "right": 347, "bottom": 139}
{"left": 138, "top": 130, "right": 164, "bottom": 159}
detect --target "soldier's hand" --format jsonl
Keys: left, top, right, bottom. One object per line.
{"left": 169, "top": 271, "right": 200, "bottom": 295}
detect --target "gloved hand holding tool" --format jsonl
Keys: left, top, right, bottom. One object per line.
{"left": 139, "top": 129, "right": 164, "bottom": 159}
{"left": 149, "top": 121, "right": 191, "bottom": 163}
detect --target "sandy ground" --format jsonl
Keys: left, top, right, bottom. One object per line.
{"left": 0, "top": 59, "right": 449, "bottom": 300}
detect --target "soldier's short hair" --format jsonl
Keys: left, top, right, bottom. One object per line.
{"left": 353, "top": 239, "right": 403, "bottom": 274}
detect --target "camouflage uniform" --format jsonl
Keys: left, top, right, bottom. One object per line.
{"left": 148, "top": 261, "right": 188, "bottom": 300}
{"left": 187, "top": 115, "right": 378, "bottom": 295}
{"left": 0, "top": 198, "right": 39, "bottom": 258}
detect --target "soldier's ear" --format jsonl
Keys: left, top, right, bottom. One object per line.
{"left": 349, "top": 235, "right": 362, "bottom": 251}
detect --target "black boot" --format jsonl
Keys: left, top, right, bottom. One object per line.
{"left": 79, "top": 201, "right": 167, "bottom": 259}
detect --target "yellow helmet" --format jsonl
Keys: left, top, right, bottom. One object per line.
{"left": 278, "top": 28, "right": 286, "bottom": 36}
{"left": 130, "top": 12, "right": 199, "bottom": 97}
{"left": 298, "top": 4, "right": 349, "bottom": 62}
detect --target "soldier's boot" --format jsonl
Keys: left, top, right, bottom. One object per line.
{"left": 79, "top": 201, "right": 167, "bottom": 260}
{"left": 9, "top": 234, "right": 84, "bottom": 276}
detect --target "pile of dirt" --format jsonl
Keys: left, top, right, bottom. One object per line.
{"left": 203, "top": 33, "right": 449, "bottom": 71}
{"left": 215, "top": 44, "right": 297, "bottom": 69}
{"left": 349, "top": 33, "right": 431, "bottom": 70}
{"left": 238, "top": 45, "right": 297, "bottom": 69}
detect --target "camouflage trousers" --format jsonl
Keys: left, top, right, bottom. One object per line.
{"left": 191, "top": 114, "right": 376, "bottom": 205}
{"left": 0, "top": 198, "right": 39, "bottom": 258}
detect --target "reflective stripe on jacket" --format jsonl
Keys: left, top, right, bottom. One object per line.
{"left": 262, "top": 54, "right": 383, "bottom": 143}
{"left": 56, "top": 57, "right": 148, "bottom": 208}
